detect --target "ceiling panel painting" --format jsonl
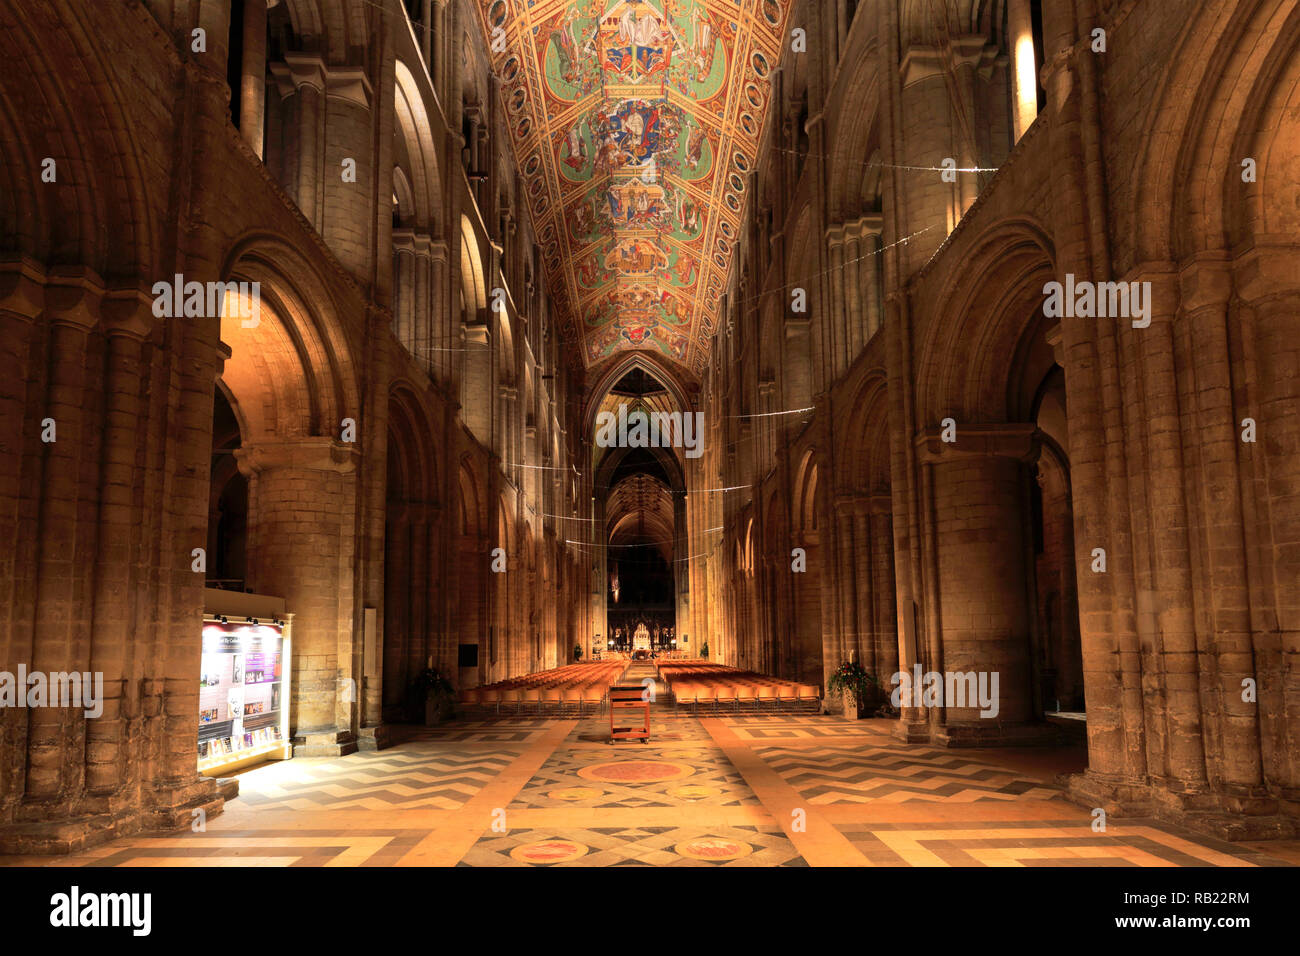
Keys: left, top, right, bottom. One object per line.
{"left": 472, "top": 0, "right": 793, "bottom": 375}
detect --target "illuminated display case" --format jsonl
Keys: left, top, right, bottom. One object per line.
{"left": 197, "top": 614, "right": 293, "bottom": 775}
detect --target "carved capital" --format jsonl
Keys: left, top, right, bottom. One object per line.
{"left": 235, "top": 438, "right": 360, "bottom": 475}
{"left": 0, "top": 258, "right": 46, "bottom": 321}
{"left": 915, "top": 422, "right": 1038, "bottom": 463}
{"left": 45, "top": 267, "right": 105, "bottom": 331}
{"left": 102, "top": 285, "right": 160, "bottom": 340}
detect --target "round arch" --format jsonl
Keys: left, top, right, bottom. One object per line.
{"left": 914, "top": 217, "right": 1056, "bottom": 425}
{"left": 219, "top": 233, "right": 359, "bottom": 440}
{"left": 394, "top": 58, "right": 444, "bottom": 232}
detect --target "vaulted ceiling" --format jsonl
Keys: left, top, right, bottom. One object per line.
{"left": 471, "top": 0, "right": 793, "bottom": 377}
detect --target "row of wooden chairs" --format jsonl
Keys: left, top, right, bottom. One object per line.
{"left": 457, "top": 662, "right": 628, "bottom": 716}
{"left": 657, "top": 661, "right": 822, "bottom": 714}
{"left": 460, "top": 683, "right": 613, "bottom": 716}
{"left": 670, "top": 680, "right": 821, "bottom": 714}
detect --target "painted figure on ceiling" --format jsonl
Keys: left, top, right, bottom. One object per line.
{"left": 672, "top": 188, "right": 701, "bottom": 236}
{"left": 689, "top": 5, "right": 716, "bottom": 81}
{"left": 670, "top": 251, "right": 697, "bottom": 285}
{"left": 606, "top": 178, "right": 666, "bottom": 226}
{"left": 550, "top": 6, "right": 599, "bottom": 86}
{"left": 595, "top": 100, "right": 664, "bottom": 174}
{"left": 562, "top": 121, "right": 588, "bottom": 171}
{"left": 599, "top": 1, "right": 675, "bottom": 82}
{"left": 577, "top": 252, "right": 601, "bottom": 287}
{"left": 684, "top": 124, "right": 706, "bottom": 171}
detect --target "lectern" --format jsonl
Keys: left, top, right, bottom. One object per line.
{"left": 609, "top": 684, "right": 650, "bottom": 743}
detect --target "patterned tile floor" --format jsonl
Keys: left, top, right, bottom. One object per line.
{"left": 1, "top": 712, "right": 1296, "bottom": 867}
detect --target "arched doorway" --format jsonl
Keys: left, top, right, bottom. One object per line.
{"left": 588, "top": 363, "right": 691, "bottom": 661}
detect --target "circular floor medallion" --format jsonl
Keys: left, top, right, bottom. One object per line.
{"left": 577, "top": 759, "right": 694, "bottom": 783}
{"left": 675, "top": 837, "right": 753, "bottom": 862}
{"left": 510, "top": 839, "right": 588, "bottom": 864}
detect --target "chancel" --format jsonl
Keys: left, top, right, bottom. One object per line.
{"left": 0, "top": 0, "right": 1297, "bottom": 874}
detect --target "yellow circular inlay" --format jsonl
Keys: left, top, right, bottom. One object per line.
{"left": 674, "top": 837, "right": 753, "bottom": 862}
{"left": 548, "top": 786, "right": 603, "bottom": 801}
{"left": 670, "top": 784, "right": 719, "bottom": 800}
{"left": 510, "top": 839, "right": 589, "bottom": 864}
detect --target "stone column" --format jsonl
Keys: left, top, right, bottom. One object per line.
{"left": 843, "top": 232, "right": 863, "bottom": 359}
{"left": 86, "top": 290, "right": 156, "bottom": 795}
{"left": 1178, "top": 254, "right": 1262, "bottom": 800}
{"left": 383, "top": 505, "right": 409, "bottom": 714}
{"left": 1234, "top": 249, "right": 1300, "bottom": 803}
{"left": 854, "top": 215, "right": 884, "bottom": 344}
{"left": 1129, "top": 266, "right": 1207, "bottom": 794}
{"left": 392, "top": 231, "right": 416, "bottom": 348}
{"left": 824, "top": 226, "right": 846, "bottom": 379}
{"left": 916, "top": 423, "right": 1049, "bottom": 745}
{"left": 869, "top": 494, "right": 899, "bottom": 682}
{"left": 0, "top": 262, "right": 43, "bottom": 674}
{"left": 852, "top": 500, "right": 874, "bottom": 672}
{"left": 421, "top": 0, "right": 434, "bottom": 71}
{"left": 406, "top": 504, "right": 430, "bottom": 687}
{"left": 269, "top": 55, "right": 327, "bottom": 228}
{"left": 239, "top": 0, "right": 268, "bottom": 157}
{"left": 413, "top": 233, "right": 432, "bottom": 362}
{"left": 833, "top": 500, "right": 858, "bottom": 674}
{"left": 236, "top": 439, "right": 361, "bottom": 756}
{"left": 425, "top": 504, "right": 444, "bottom": 674}
{"left": 24, "top": 272, "right": 103, "bottom": 802}
{"left": 429, "top": 240, "right": 450, "bottom": 381}
{"left": 1008, "top": 0, "right": 1038, "bottom": 142}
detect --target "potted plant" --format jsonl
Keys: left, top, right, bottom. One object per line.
{"left": 826, "top": 661, "right": 880, "bottom": 720}
{"left": 574, "top": 643, "right": 583, "bottom": 662}
{"left": 700, "top": 640, "right": 709, "bottom": 659}
{"left": 408, "top": 667, "right": 455, "bottom": 726}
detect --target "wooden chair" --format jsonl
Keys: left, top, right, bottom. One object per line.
{"left": 582, "top": 684, "right": 606, "bottom": 716}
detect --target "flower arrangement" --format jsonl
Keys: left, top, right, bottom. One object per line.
{"left": 826, "top": 661, "right": 882, "bottom": 714}
{"left": 408, "top": 667, "right": 455, "bottom": 724}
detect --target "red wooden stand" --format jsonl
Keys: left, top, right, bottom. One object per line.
{"left": 609, "top": 684, "right": 650, "bottom": 743}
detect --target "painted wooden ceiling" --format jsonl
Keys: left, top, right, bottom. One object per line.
{"left": 470, "top": 0, "right": 793, "bottom": 375}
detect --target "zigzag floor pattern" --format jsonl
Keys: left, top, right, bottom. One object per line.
{"left": 1, "top": 714, "right": 1296, "bottom": 867}
{"left": 758, "top": 745, "right": 1063, "bottom": 804}
{"left": 234, "top": 746, "right": 522, "bottom": 810}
